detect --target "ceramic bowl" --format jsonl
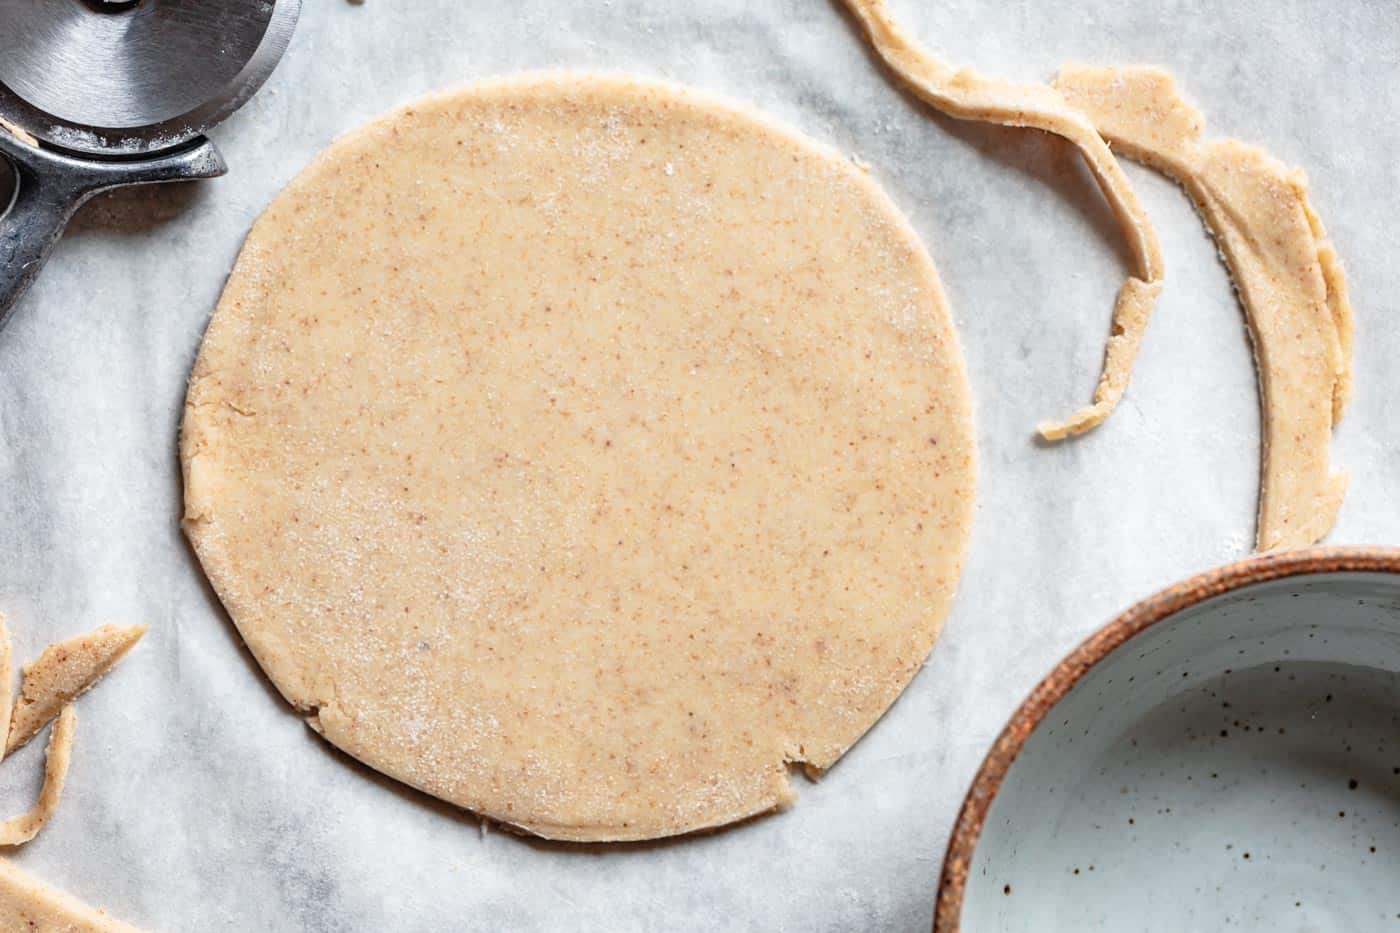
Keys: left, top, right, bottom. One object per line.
{"left": 936, "top": 547, "right": 1400, "bottom": 932}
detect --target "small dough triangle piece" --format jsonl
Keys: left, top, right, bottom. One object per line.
{"left": 7, "top": 625, "right": 146, "bottom": 756}
{"left": 840, "top": 0, "right": 1165, "bottom": 438}
{"left": 0, "top": 705, "right": 76, "bottom": 846}
{"left": 1053, "top": 65, "right": 1350, "bottom": 550}
{"left": 0, "top": 854, "right": 142, "bottom": 932}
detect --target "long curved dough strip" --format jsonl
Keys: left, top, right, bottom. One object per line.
{"left": 0, "top": 854, "right": 142, "bottom": 932}
{"left": 1053, "top": 66, "right": 1350, "bottom": 550}
{"left": 0, "top": 705, "right": 75, "bottom": 846}
{"left": 840, "top": 0, "right": 1165, "bottom": 439}
{"left": 7, "top": 624, "right": 146, "bottom": 756}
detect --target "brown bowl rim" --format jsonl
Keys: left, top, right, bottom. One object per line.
{"left": 932, "top": 545, "right": 1400, "bottom": 932}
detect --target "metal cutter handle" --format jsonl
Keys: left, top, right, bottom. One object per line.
{"left": 0, "top": 130, "right": 227, "bottom": 334}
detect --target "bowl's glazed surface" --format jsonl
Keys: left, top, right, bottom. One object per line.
{"left": 940, "top": 549, "right": 1400, "bottom": 932}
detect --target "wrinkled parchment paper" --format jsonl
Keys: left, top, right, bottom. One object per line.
{"left": 0, "top": 1, "right": 1396, "bottom": 929}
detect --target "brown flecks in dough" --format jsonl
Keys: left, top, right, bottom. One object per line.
{"left": 1054, "top": 66, "right": 1350, "bottom": 550}
{"left": 7, "top": 624, "right": 147, "bottom": 756}
{"left": 0, "top": 705, "right": 75, "bottom": 846}
{"left": 0, "top": 855, "right": 142, "bottom": 932}
{"left": 0, "top": 619, "right": 141, "bottom": 923}
{"left": 839, "top": 0, "right": 1165, "bottom": 439}
{"left": 181, "top": 74, "right": 976, "bottom": 842}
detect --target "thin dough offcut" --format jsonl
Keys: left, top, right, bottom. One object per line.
{"left": 7, "top": 624, "right": 146, "bottom": 756}
{"left": 0, "top": 705, "right": 76, "bottom": 846}
{"left": 0, "top": 854, "right": 142, "bottom": 932}
{"left": 0, "top": 616, "right": 12, "bottom": 766}
{"left": 1053, "top": 65, "right": 1350, "bottom": 550}
{"left": 840, "top": 0, "right": 1165, "bottom": 439}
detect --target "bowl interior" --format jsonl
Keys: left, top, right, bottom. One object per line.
{"left": 962, "top": 571, "right": 1400, "bottom": 931}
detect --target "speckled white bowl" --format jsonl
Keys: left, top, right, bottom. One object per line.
{"left": 937, "top": 548, "right": 1400, "bottom": 932}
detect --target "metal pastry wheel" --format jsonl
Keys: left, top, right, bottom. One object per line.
{"left": 0, "top": 0, "right": 301, "bottom": 330}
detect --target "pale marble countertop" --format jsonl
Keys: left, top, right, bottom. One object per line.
{"left": 0, "top": 1, "right": 1396, "bottom": 930}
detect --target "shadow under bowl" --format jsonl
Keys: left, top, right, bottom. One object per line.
{"left": 937, "top": 547, "right": 1400, "bottom": 932}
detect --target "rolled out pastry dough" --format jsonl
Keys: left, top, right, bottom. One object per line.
{"left": 182, "top": 74, "right": 976, "bottom": 840}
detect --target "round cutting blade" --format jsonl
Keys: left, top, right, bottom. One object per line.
{"left": 0, "top": 0, "right": 300, "bottom": 158}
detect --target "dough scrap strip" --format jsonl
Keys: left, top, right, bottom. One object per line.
{"left": 0, "top": 851, "right": 142, "bottom": 932}
{"left": 1053, "top": 65, "right": 1350, "bottom": 549}
{"left": 0, "top": 620, "right": 147, "bottom": 926}
{"left": 0, "top": 617, "right": 11, "bottom": 768}
{"left": 7, "top": 623, "right": 147, "bottom": 756}
{"left": 0, "top": 705, "right": 76, "bottom": 846}
{"left": 0, "top": 621, "right": 146, "bottom": 848}
{"left": 841, "top": 0, "right": 1165, "bottom": 439}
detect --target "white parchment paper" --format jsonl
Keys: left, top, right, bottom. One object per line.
{"left": 1, "top": 1, "right": 1397, "bottom": 929}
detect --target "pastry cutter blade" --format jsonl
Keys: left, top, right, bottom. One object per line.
{"left": 0, "top": 0, "right": 301, "bottom": 332}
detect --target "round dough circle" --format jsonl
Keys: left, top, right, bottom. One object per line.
{"left": 182, "top": 74, "right": 975, "bottom": 841}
